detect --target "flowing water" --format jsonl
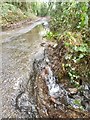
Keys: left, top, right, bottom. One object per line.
{"left": 1, "top": 19, "right": 90, "bottom": 119}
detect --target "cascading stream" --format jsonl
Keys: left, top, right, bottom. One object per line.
{"left": 15, "top": 48, "right": 69, "bottom": 117}
{"left": 15, "top": 46, "right": 90, "bottom": 118}
{"left": 2, "top": 18, "right": 89, "bottom": 118}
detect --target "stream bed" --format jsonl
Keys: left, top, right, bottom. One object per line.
{"left": 1, "top": 19, "right": 90, "bottom": 118}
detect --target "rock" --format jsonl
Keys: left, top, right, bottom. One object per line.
{"left": 81, "top": 100, "right": 90, "bottom": 111}
{"left": 53, "top": 56, "right": 58, "bottom": 60}
{"left": 48, "top": 43, "right": 53, "bottom": 48}
{"left": 68, "top": 88, "right": 78, "bottom": 95}
{"left": 50, "top": 96, "right": 56, "bottom": 103}
{"left": 82, "top": 84, "right": 90, "bottom": 100}
{"left": 34, "top": 47, "right": 45, "bottom": 61}
{"left": 45, "top": 57, "right": 50, "bottom": 63}
{"left": 40, "top": 42, "right": 46, "bottom": 47}
{"left": 53, "top": 43, "right": 58, "bottom": 48}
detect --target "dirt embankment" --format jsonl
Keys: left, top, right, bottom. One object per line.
{"left": 35, "top": 41, "right": 90, "bottom": 118}
{"left": 35, "top": 74, "right": 90, "bottom": 118}
{"left": 28, "top": 41, "right": 90, "bottom": 118}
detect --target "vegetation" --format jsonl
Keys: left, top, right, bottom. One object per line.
{"left": 1, "top": 1, "right": 90, "bottom": 116}
{"left": 1, "top": 0, "right": 89, "bottom": 88}
{"left": 0, "top": 1, "right": 52, "bottom": 27}
{"left": 0, "top": 2, "right": 37, "bottom": 26}
{"left": 48, "top": 2, "right": 90, "bottom": 87}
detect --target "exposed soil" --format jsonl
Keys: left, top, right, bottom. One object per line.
{"left": 2, "top": 18, "right": 90, "bottom": 118}
{"left": 12, "top": 39, "right": 90, "bottom": 118}
{"left": 32, "top": 41, "right": 90, "bottom": 118}
{"left": 47, "top": 41, "right": 67, "bottom": 81}
{"left": 25, "top": 41, "right": 90, "bottom": 118}
{"left": 34, "top": 64, "right": 90, "bottom": 118}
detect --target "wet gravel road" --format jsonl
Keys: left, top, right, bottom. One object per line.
{"left": 1, "top": 19, "right": 47, "bottom": 118}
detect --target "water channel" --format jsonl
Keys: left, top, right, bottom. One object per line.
{"left": 1, "top": 18, "right": 90, "bottom": 118}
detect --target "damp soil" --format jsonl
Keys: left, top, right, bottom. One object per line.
{"left": 14, "top": 44, "right": 90, "bottom": 118}
{"left": 1, "top": 18, "right": 90, "bottom": 119}
{"left": 1, "top": 19, "right": 48, "bottom": 118}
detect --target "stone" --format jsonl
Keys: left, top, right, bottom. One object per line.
{"left": 68, "top": 88, "right": 78, "bottom": 95}
{"left": 53, "top": 43, "right": 58, "bottom": 48}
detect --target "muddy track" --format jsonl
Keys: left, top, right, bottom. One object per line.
{"left": 1, "top": 18, "right": 90, "bottom": 118}
{"left": 1, "top": 20, "right": 48, "bottom": 118}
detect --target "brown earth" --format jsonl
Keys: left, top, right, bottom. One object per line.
{"left": 34, "top": 72, "right": 90, "bottom": 118}
{"left": 31, "top": 41, "right": 90, "bottom": 118}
